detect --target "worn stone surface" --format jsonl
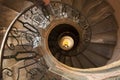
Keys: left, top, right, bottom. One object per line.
{"left": 0, "top": 0, "right": 33, "bottom": 12}
{"left": 61, "top": 0, "right": 73, "bottom": 5}
{"left": 1, "top": 0, "right": 120, "bottom": 80}
{"left": 0, "top": 4, "right": 18, "bottom": 28}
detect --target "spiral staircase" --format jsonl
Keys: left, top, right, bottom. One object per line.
{"left": 0, "top": 0, "right": 120, "bottom": 80}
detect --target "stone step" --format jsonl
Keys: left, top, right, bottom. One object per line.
{"left": 87, "top": 43, "right": 114, "bottom": 59}
{"left": 65, "top": 56, "right": 72, "bottom": 67}
{"left": 91, "top": 15, "right": 118, "bottom": 34}
{"left": 72, "top": 0, "right": 86, "bottom": 11}
{"left": 59, "top": 55, "right": 65, "bottom": 64}
{"left": 87, "top": 5, "right": 113, "bottom": 26}
{"left": 61, "top": 0, "right": 73, "bottom": 5}
{"left": 71, "top": 56, "right": 82, "bottom": 68}
{"left": 82, "top": 0, "right": 104, "bottom": 16}
{"left": 83, "top": 49, "right": 108, "bottom": 67}
{"left": 91, "top": 30, "right": 117, "bottom": 45}
{"left": 77, "top": 53, "right": 95, "bottom": 68}
{"left": 0, "top": 4, "right": 18, "bottom": 28}
{"left": 0, "top": 0, "right": 33, "bottom": 12}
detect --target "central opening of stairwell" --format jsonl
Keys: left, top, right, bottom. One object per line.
{"left": 58, "top": 36, "right": 74, "bottom": 51}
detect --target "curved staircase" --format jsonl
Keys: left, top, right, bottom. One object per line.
{"left": 0, "top": 0, "right": 120, "bottom": 80}
{"left": 48, "top": 0, "right": 118, "bottom": 69}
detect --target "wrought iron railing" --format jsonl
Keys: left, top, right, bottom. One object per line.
{"left": 0, "top": 1, "right": 91, "bottom": 80}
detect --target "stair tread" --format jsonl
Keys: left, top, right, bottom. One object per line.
{"left": 88, "top": 5, "right": 113, "bottom": 26}
{"left": 54, "top": 52, "right": 61, "bottom": 60}
{"left": 91, "top": 15, "right": 118, "bottom": 34}
{"left": 1, "top": 0, "right": 33, "bottom": 12}
{"left": 61, "top": 0, "right": 73, "bottom": 5}
{"left": 77, "top": 54, "right": 95, "bottom": 68}
{"left": 72, "top": 0, "right": 86, "bottom": 11}
{"left": 87, "top": 43, "right": 114, "bottom": 59}
{"left": 82, "top": 0, "right": 103, "bottom": 16}
{"left": 91, "top": 31, "right": 117, "bottom": 45}
{"left": 83, "top": 49, "right": 108, "bottom": 67}
{"left": 65, "top": 56, "right": 72, "bottom": 67}
{"left": 59, "top": 55, "right": 65, "bottom": 63}
{"left": 0, "top": 4, "right": 18, "bottom": 28}
{"left": 71, "top": 56, "right": 82, "bottom": 68}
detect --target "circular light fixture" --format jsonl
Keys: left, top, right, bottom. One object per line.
{"left": 58, "top": 36, "right": 74, "bottom": 51}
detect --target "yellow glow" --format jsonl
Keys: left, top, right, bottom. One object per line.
{"left": 59, "top": 36, "right": 74, "bottom": 50}
{"left": 62, "top": 39, "right": 70, "bottom": 48}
